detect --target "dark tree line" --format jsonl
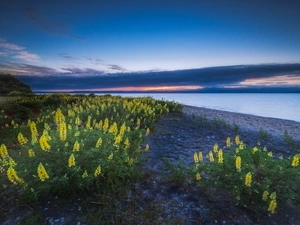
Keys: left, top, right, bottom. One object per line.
{"left": 0, "top": 74, "right": 32, "bottom": 96}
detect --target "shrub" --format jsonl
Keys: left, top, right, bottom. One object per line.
{"left": 192, "top": 136, "right": 300, "bottom": 215}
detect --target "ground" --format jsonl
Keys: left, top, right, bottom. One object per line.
{"left": 1, "top": 109, "right": 300, "bottom": 225}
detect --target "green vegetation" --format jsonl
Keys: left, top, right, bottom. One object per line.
{"left": 192, "top": 137, "right": 300, "bottom": 215}
{"left": 0, "top": 73, "right": 32, "bottom": 96}
{"left": 259, "top": 128, "right": 272, "bottom": 140}
{"left": 0, "top": 94, "right": 181, "bottom": 203}
{"left": 0, "top": 96, "right": 11, "bottom": 106}
{"left": 162, "top": 157, "right": 188, "bottom": 187}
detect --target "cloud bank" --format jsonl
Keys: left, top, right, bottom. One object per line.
{"left": 14, "top": 63, "right": 300, "bottom": 92}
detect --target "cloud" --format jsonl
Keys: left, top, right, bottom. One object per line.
{"left": 0, "top": 39, "right": 24, "bottom": 51}
{"left": 107, "top": 64, "right": 126, "bottom": 71}
{"left": 25, "top": 8, "right": 85, "bottom": 40}
{"left": 14, "top": 51, "right": 40, "bottom": 61}
{"left": 59, "top": 53, "right": 79, "bottom": 60}
{"left": 61, "top": 67, "right": 105, "bottom": 75}
{"left": 16, "top": 63, "right": 300, "bottom": 92}
{"left": 0, "top": 37, "right": 40, "bottom": 62}
{"left": 239, "top": 75, "right": 300, "bottom": 86}
{"left": 0, "top": 61, "right": 59, "bottom": 75}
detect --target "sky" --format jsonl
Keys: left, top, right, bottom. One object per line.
{"left": 0, "top": 0, "right": 300, "bottom": 92}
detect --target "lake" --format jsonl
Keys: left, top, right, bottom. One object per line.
{"left": 104, "top": 93, "right": 300, "bottom": 122}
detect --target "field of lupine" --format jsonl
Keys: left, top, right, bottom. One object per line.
{"left": 0, "top": 94, "right": 181, "bottom": 201}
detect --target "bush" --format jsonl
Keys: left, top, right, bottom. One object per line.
{"left": 192, "top": 136, "right": 300, "bottom": 215}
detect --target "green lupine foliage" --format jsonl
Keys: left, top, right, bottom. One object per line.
{"left": 0, "top": 94, "right": 181, "bottom": 201}
{"left": 192, "top": 137, "right": 300, "bottom": 215}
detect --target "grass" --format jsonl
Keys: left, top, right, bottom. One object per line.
{"left": 0, "top": 96, "right": 11, "bottom": 106}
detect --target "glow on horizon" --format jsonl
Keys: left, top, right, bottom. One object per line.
{"left": 239, "top": 75, "right": 300, "bottom": 86}
{"left": 34, "top": 85, "right": 203, "bottom": 92}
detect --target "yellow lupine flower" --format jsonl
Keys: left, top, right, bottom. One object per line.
{"left": 59, "top": 122, "right": 67, "bottom": 141}
{"left": 226, "top": 137, "right": 231, "bottom": 147}
{"left": 7, "top": 166, "right": 23, "bottom": 185}
{"left": 75, "top": 116, "right": 81, "bottom": 125}
{"left": 194, "top": 152, "right": 199, "bottom": 163}
{"left": 8, "top": 157, "right": 17, "bottom": 167}
{"left": 124, "top": 138, "right": 130, "bottom": 149}
{"left": 30, "top": 121, "right": 38, "bottom": 143}
{"left": 235, "top": 135, "right": 240, "bottom": 145}
{"left": 18, "top": 132, "right": 28, "bottom": 145}
{"left": 0, "top": 144, "right": 9, "bottom": 158}
{"left": 196, "top": 172, "right": 201, "bottom": 181}
{"left": 245, "top": 172, "right": 252, "bottom": 187}
{"left": 270, "top": 192, "right": 276, "bottom": 200}
{"left": 42, "top": 129, "right": 51, "bottom": 140}
{"left": 199, "top": 152, "right": 203, "bottom": 162}
{"left": 268, "top": 151, "right": 273, "bottom": 157}
{"left": 262, "top": 191, "right": 269, "bottom": 201}
{"left": 145, "top": 127, "right": 150, "bottom": 136}
{"left": 268, "top": 199, "right": 277, "bottom": 214}
{"left": 236, "top": 156, "right": 241, "bottom": 172}
{"left": 209, "top": 151, "right": 214, "bottom": 162}
{"left": 55, "top": 108, "right": 65, "bottom": 124}
{"left": 119, "top": 123, "right": 126, "bottom": 136}
{"left": 218, "top": 149, "right": 223, "bottom": 164}
{"left": 11, "top": 120, "right": 15, "bottom": 125}
{"left": 94, "top": 165, "right": 101, "bottom": 177}
{"left": 37, "top": 163, "right": 49, "bottom": 182}
{"left": 98, "top": 120, "right": 103, "bottom": 129}
{"left": 68, "top": 153, "right": 76, "bottom": 167}
{"left": 108, "top": 152, "right": 113, "bottom": 160}
{"left": 68, "top": 124, "right": 72, "bottom": 130}
{"left": 39, "top": 135, "right": 51, "bottom": 151}
{"left": 252, "top": 147, "right": 258, "bottom": 154}
{"left": 103, "top": 118, "right": 109, "bottom": 132}
{"left": 291, "top": 155, "right": 299, "bottom": 167}
{"left": 213, "top": 143, "right": 218, "bottom": 153}
{"left": 109, "top": 122, "right": 118, "bottom": 136}
{"left": 82, "top": 170, "right": 88, "bottom": 178}
{"left": 44, "top": 122, "right": 51, "bottom": 130}
{"left": 96, "top": 137, "right": 102, "bottom": 148}
{"left": 73, "top": 140, "right": 80, "bottom": 152}
{"left": 279, "top": 155, "right": 283, "bottom": 160}
{"left": 28, "top": 149, "right": 35, "bottom": 157}
{"left": 145, "top": 144, "right": 149, "bottom": 151}
{"left": 114, "top": 135, "right": 122, "bottom": 146}
{"left": 85, "top": 115, "right": 91, "bottom": 129}
{"left": 127, "top": 157, "right": 134, "bottom": 165}
{"left": 239, "top": 141, "right": 245, "bottom": 150}
{"left": 263, "top": 146, "right": 267, "bottom": 151}
{"left": 136, "top": 118, "right": 140, "bottom": 128}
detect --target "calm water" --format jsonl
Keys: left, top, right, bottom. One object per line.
{"left": 106, "top": 93, "right": 300, "bottom": 122}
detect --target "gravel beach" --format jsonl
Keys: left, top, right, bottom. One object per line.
{"left": 183, "top": 105, "right": 300, "bottom": 141}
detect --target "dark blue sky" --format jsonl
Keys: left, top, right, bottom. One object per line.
{"left": 1, "top": 0, "right": 300, "bottom": 91}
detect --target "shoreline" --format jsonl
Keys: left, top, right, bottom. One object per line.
{"left": 183, "top": 105, "right": 300, "bottom": 141}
